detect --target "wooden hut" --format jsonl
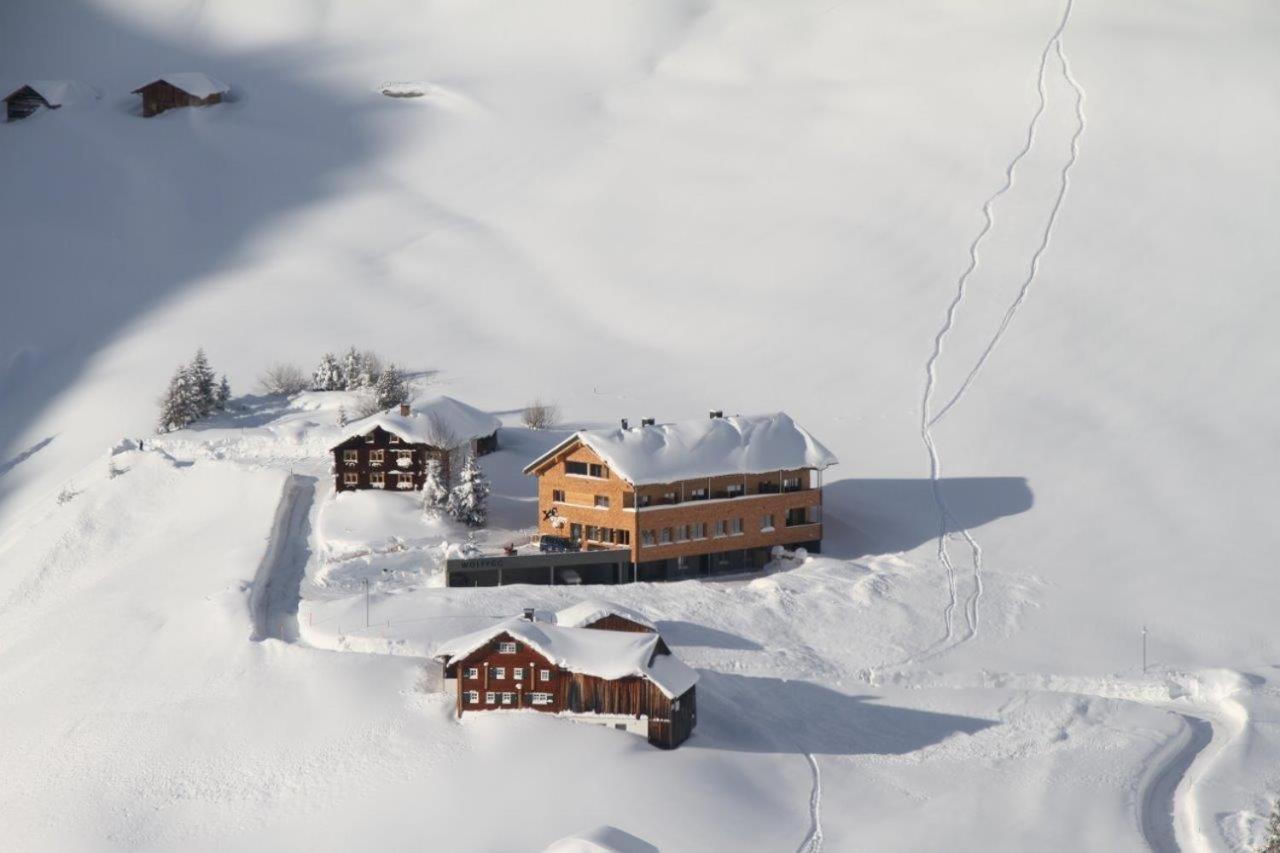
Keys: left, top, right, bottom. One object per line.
{"left": 132, "top": 73, "right": 229, "bottom": 118}
{"left": 435, "top": 615, "right": 698, "bottom": 749}
{"left": 554, "top": 600, "right": 657, "bottom": 633}
{"left": 4, "top": 81, "right": 99, "bottom": 122}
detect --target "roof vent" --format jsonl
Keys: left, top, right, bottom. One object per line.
{"left": 640, "top": 417, "right": 655, "bottom": 427}
{"left": 399, "top": 402, "right": 411, "bottom": 416}
{"left": 522, "top": 607, "right": 536, "bottom": 622}
{"left": 709, "top": 409, "right": 723, "bottom": 419}
{"left": 620, "top": 418, "right": 629, "bottom": 430}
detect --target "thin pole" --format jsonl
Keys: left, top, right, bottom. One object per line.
{"left": 364, "top": 578, "right": 370, "bottom": 628}
{"left": 1141, "top": 625, "right": 1148, "bottom": 674}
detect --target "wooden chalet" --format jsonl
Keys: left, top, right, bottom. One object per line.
{"left": 132, "top": 73, "right": 229, "bottom": 117}
{"left": 523, "top": 411, "right": 838, "bottom": 581}
{"left": 330, "top": 396, "right": 501, "bottom": 492}
{"left": 4, "top": 81, "right": 98, "bottom": 121}
{"left": 554, "top": 599, "right": 656, "bottom": 634}
{"left": 435, "top": 614, "right": 697, "bottom": 749}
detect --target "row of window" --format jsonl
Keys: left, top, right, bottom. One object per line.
{"left": 463, "top": 666, "right": 553, "bottom": 683}
{"left": 343, "top": 471, "right": 415, "bottom": 489}
{"left": 465, "top": 691, "right": 554, "bottom": 706}
{"left": 639, "top": 512, "right": 809, "bottom": 546}
{"left": 363, "top": 432, "right": 405, "bottom": 444}
{"left": 342, "top": 449, "right": 415, "bottom": 465}
{"left": 635, "top": 477, "right": 802, "bottom": 506}
{"left": 549, "top": 490, "right": 611, "bottom": 509}
{"left": 564, "top": 461, "right": 607, "bottom": 478}
{"left": 567, "top": 524, "right": 631, "bottom": 546}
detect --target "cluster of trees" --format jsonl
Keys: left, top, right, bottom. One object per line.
{"left": 157, "top": 349, "right": 230, "bottom": 433}
{"left": 422, "top": 454, "right": 490, "bottom": 527}
{"left": 258, "top": 348, "right": 411, "bottom": 419}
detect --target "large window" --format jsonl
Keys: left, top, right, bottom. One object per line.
{"left": 342, "top": 450, "right": 358, "bottom": 464}
{"left": 691, "top": 522, "right": 707, "bottom": 540}
{"left": 369, "top": 472, "right": 385, "bottom": 489}
{"left": 369, "top": 449, "right": 384, "bottom": 465}
{"left": 595, "top": 495, "right": 610, "bottom": 508}
{"left": 565, "top": 461, "right": 588, "bottom": 476}
{"left": 589, "top": 463, "right": 605, "bottom": 478}
{"left": 343, "top": 472, "right": 358, "bottom": 486}
{"left": 729, "top": 518, "right": 743, "bottom": 535}
{"left": 498, "top": 641, "right": 517, "bottom": 654}
{"left": 726, "top": 483, "right": 744, "bottom": 497}
{"left": 714, "top": 520, "right": 728, "bottom": 538}
{"left": 674, "top": 525, "right": 689, "bottom": 542}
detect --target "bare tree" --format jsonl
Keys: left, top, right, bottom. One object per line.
{"left": 351, "top": 389, "right": 384, "bottom": 419}
{"left": 426, "top": 412, "right": 466, "bottom": 484}
{"left": 522, "top": 398, "right": 560, "bottom": 430}
{"left": 257, "top": 363, "right": 309, "bottom": 395}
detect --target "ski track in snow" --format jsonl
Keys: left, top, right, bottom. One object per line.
{"left": 798, "top": 752, "right": 823, "bottom": 853}
{"left": 906, "top": 0, "right": 1084, "bottom": 669}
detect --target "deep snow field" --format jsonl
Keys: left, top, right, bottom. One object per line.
{"left": 3, "top": 0, "right": 1280, "bottom": 851}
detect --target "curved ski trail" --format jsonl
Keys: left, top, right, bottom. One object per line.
{"left": 798, "top": 752, "right": 823, "bottom": 853}
{"left": 907, "top": 0, "right": 1084, "bottom": 669}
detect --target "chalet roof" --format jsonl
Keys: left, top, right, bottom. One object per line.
{"left": 434, "top": 617, "right": 697, "bottom": 699}
{"left": 554, "top": 599, "right": 656, "bottom": 631}
{"left": 523, "top": 412, "right": 838, "bottom": 485}
{"left": 333, "top": 395, "right": 501, "bottom": 449}
{"left": 132, "top": 73, "right": 230, "bottom": 98}
{"left": 5, "top": 81, "right": 99, "bottom": 106}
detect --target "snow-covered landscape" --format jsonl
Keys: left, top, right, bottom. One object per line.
{"left": 3, "top": 0, "right": 1280, "bottom": 850}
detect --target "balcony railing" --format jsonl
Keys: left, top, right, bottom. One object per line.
{"left": 635, "top": 483, "right": 816, "bottom": 508}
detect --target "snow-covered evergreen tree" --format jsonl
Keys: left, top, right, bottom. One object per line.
{"left": 373, "top": 362, "right": 409, "bottom": 410}
{"left": 421, "top": 458, "right": 449, "bottom": 520}
{"left": 157, "top": 365, "right": 200, "bottom": 433}
{"left": 448, "top": 453, "right": 490, "bottom": 527}
{"left": 312, "top": 352, "right": 343, "bottom": 391}
{"left": 340, "top": 347, "right": 365, "bottom": 389}
{"left": 336, "top": 404, "right": 348, "bottom": 427}
{"left": 188, "top": 348, "right": 217, "bottom": 417}
{"left": 215, "top": 375, "right": 231, "bottom": 410}
{"left": 360, "top": 350, "right": 383, "bottom": 388}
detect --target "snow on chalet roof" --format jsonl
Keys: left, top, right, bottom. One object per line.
{"left": 434, "top": 617, "right": 697, "bottom": 699}
{"left": 132, "top": 73, "right": 230, "bottom": 98}
{"left": 554, "top": 599, "right": 656, "bottom": 631}
{"left": 542, "top": 826, "right": 659, "bottom": 853}
{"left": 335, "top": 395, "right": 501, "bottom": 448}
{"left": 7, "top": 81, "right": 100, "bottom": 107}
{"left": 523, "top": 412, "right": 838, "bottom": 485}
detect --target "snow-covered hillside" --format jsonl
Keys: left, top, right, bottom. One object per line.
{"left": 2, "top": 0, "right": 1279, "bottom": 850}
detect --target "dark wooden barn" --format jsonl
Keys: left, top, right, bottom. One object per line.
{"left": 436, "top": 617, "right": 697, "bottom": 749}
{"left": 132, "top": 73, "right": 229, "bottom": 118}
{"left": 4, "top": 81, "right": 99, "bottom": 122}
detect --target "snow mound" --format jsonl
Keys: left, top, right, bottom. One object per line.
{"left": 8, "top": 80, "right": 100, "bottom": 107}
{"left": 543, "top": 825, "right": 658, "bottom": 853}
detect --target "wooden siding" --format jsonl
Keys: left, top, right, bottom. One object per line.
{"left": 445, "top": 629, "right": 695, "bottom": 748}
{"left": 581, "top": 614, "right": 655, "bottom": 633}
{"left": 135, "top": 80, "right": 223, "bottom": 117}
{"left": 331, "top": 425, "right": 448, "bottom": 492}
{"left": 531, "top": 437, "right": 824, "bottom": 565}
{"left": 5, "top": 86, "right": 50, "bottom": 121}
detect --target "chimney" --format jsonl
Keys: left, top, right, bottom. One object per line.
{"left": 641, "top": 417, "right": 655, "bottom": 427}
{"left": 709, "top": 409, "right": 723, "bottom": 419}
{"left": 522, "top": 607, "right": 536, "bottom": 622}
{"left": 399, "top": 402, "right": 411, "bottom": 416}
{"left": 620, "top": 418, "right": 629, "bottom": 430}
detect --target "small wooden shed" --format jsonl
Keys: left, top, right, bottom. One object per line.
{"left": 4, "top": 81, "right": 99, "bottom": 122}
{"left": 132, "top": 73, "right": 229, "bottom": 118}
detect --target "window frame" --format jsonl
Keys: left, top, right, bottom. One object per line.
{"left": 497, "top": 641, "right": 517, "bottom": 655}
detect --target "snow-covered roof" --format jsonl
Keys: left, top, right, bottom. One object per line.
{"left": 6, "top": 81, "right": 100, "bottom": 107}
{"left": 524, "top": 412, "right": 838, "bottom": 485}
{"left": 334, "top": 395, "right": 501, "bottom": 448}
{"left": 543, "top": 826, "right": 658, "bottom": 853}
{"left": 133, "top": 73, "right": 230, "bottom": 98}
{"left": 434, "top": 617, "right": 697, "bottom": 699}
{"left": 554, "top": 599, "right": 656, "bottom": 631}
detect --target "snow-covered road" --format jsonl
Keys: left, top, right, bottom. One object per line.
{"left": 249, "top": 474, "right": 316, "bottom": 643}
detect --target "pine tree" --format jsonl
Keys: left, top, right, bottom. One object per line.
{"left": 157, "top": 365, "right": 199, "bottom": 433}
{"left": 312, "top": 352, "right": 343, "bottom": 391}
{"left": 215, "top": 375, "right": 231, "bottom": 410}
{"left": 373, "top": 362, "right": 409, "bottom": 410}
{"left": 336, "top": 404, "right": 348, "bottom": 427}
{"left": 448, "top": 453, "right": 490, "bottom": 527}
{"left": 340, "top": 347, "right": 364, "bottom": 390}
{"left": 188, "top": 348, "right": 217, "bottom": 417}
{"left": 421, "top": 458, "right": 449, "bottom": 520}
